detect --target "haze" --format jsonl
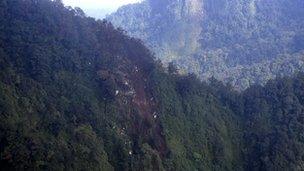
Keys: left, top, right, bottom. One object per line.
{"left": 62, "top": 0, "right": 142, "bottom": 18}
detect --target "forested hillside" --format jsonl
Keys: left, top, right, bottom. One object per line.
{"left": 0, "top": 0, "right": 303, "bottom": 170}
{"left": 108, "top": 0, "right": 304, "bottom": 90}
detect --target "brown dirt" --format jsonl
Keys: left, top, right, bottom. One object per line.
{"left": 128, "top": 66, "right": 168, "bottom": 157}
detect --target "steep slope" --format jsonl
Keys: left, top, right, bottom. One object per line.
{"left": 243, "top": 75, "right": 304, "bottom": 170}
{"left": 0, "top": 0, "right": 240, "bottom": 170}
{"left": 0, "top": 0, "right": 304, "bottom": 170}
{"left": 108, "top": 0, "right": 304, "bottom": 90}
{"left": 0, "top": 0, "right": 160, "bottom": 169}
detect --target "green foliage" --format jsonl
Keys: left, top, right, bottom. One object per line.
{"left": 0, "top": 0, "right": 304, "bottom": 170}
{"left": 0, "top": 0, "right": 154, "bottom": 169}
{"left": 149, "top": 70, "right": 244, "bottom": 170}
{"left": 243, "top": 74, "right": 304, "bottom": 170}
{"left": 108, "top": 0, "right": 304, "bottom": 90}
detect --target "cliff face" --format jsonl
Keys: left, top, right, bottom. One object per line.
{"left": 108, "top": 0, "right": 304, "bottom": 90}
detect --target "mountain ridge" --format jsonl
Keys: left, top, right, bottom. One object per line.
{"left": 107, "top": 0, "right": 304, "bottom": 90}
{"left": 0, "top": 0, "right": 303, "bottom": 170}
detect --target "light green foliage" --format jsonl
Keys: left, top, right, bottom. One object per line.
{"left": 108, "top": 0, "right": 304, "bottom": 90}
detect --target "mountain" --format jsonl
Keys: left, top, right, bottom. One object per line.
{"left": 107, "top": 0, "right": 304, "bottom": 90}
{"left": 0, "top": 0, "right": 304, "bottom": 170}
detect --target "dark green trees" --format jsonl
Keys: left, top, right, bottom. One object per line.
{"left": 243, "top": 75, "right": 304, "bottom": 170}
{"left": 0, "top": 0, "right": 303, "bottom": 170}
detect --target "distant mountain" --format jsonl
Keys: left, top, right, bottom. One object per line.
{"left": 108, "top": 0, "right": 304, "bottom": 90}
{"left": 1, "top": 0, "right": 304, "bottom": 170}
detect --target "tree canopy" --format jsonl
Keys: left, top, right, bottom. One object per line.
{"left": 0, "top": 0, "right": 303, "bottom": 170}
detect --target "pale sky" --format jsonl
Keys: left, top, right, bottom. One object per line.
{"left": 62, "top": 0, "right": 142, "bottom": 18}
{"left": 63, "top": 0, "right": 141, "bottom": 10}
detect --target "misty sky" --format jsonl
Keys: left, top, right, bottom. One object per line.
{"left": 62, "top": 0, "right": 141, "bottom": 10}
{"left": 62, "top": 0, "right": 142, "bottom": 18}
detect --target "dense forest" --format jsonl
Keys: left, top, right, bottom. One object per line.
{"left": 0, "top": 0, "right": 303, "bottom": 170}
{"left": 108, "top": 0, "right": 304, "bottom": 90}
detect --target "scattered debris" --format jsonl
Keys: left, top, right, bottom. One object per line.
{"left": 115, "top": 127, "right": 126, "bottom": 135}
{"left": 153, "top": 113, "right": 158, "bottom": 119}
{"left": 153, "top": 112, "right": 158, "bottom": 119}
{"left": 126, "top": 90, "right": 135, "bottom": 96}
{"left": 135, "top": 66, "right": 139, "bottom": 72}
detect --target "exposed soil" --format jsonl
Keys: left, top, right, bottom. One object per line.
{"left": 128, "top": 65, "right": 168, "bottom": 157}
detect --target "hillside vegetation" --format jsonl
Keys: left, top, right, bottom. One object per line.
{"left": 0, "top": 0, "right": 303, "bottom": 170}
{"left": 108, "top": 0, "right": 304, "bottom": 90}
